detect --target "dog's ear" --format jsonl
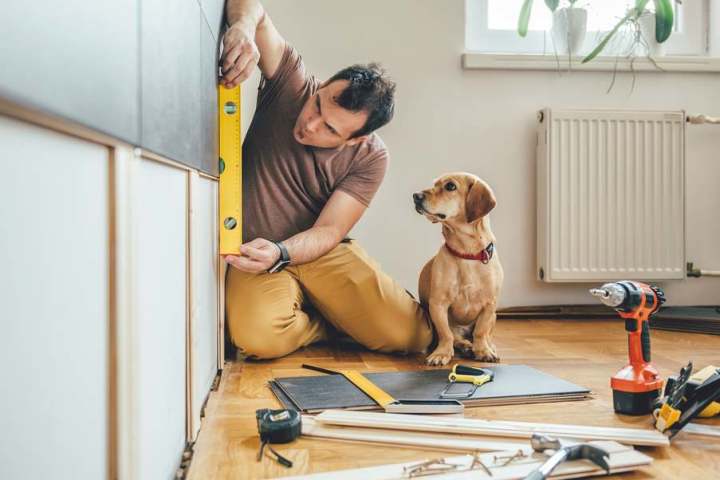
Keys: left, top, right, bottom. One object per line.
{"left": 465, "top": 179, "right": 496, "bottom": 223}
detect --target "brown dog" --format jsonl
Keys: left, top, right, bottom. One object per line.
{"left": 414, "top": 173, "right": 503, "bottom": 366}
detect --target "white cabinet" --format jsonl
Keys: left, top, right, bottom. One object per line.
{"left": 132, "top": 158, "right": 189, "bottom": 480}
{"left": 188, "top": 173, "right": 220, "bottom": 440}
{"left": 0, "top": 115, "right": 222, "bottom": 480}
{"left": 0, "top": 116, "right": 110, "bottom": 480}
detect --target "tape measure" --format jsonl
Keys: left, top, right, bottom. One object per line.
{"left": 255, "top": 409, "right": 301, "bottom": 468}
{"left": 218, "top": 84, "right": 242, "bottom": 255}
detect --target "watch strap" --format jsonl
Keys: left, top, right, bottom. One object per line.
{"left": 268, "top": 241, "right": 290, "bottom": 273}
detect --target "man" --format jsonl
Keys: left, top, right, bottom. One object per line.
{"left": 220, "top": 0, "right": 432, "bottom": 359}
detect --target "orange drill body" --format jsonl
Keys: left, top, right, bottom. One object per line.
{"left": 590, "top": 281, "right": 666, "bottom": 415}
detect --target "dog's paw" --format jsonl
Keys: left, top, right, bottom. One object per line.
{"left": 473, "top": 348, "right": 500, "bottom": 363}
{"left": 426, "top": 345, "right": 454, "bottom": 366}
{"left": 454, "top": 339, "right": 474, "bottom": 358}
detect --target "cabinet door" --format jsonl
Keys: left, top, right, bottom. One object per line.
{"left": 133, "top": 159, "right": 188, "bottom": 480}
{"left": 0, "top": 1, "right": 139, "bottom": 143}
{"left": 188, "top": 173, "right": 219, "bottom": 440}
{"left": 0, "top": 116, "right": 110, "bottom": 480}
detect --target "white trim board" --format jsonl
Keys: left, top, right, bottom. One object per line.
{"left": 682, "top": 423, "right": 720, "bottom": 438}
{"left": 313, "top": 410, "right": 670, "bottom": 447}
{"left": 462, "top": 53, "right": 720, "bottom": 72}
{"left": 301, "top": 417, "right": 529, "bottom": 453}
{"left": 277, "top": 440, "right": 652, "bottom": 480}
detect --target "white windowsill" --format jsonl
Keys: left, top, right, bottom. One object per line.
{"left": 462, "top": 52, "right": 720, "bottom": 73}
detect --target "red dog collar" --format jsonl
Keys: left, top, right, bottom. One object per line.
{"left": 445, "top": 242, "right": 495, "bottom": 264}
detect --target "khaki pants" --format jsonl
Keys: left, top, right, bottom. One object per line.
{"left": 226, "top": 240, "right": 433, "bottom": 359}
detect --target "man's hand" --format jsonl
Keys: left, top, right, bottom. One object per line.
{"left": 220, "top": 22, "right": 261, "bottom": 88}
{"left": 225, "top": 238, "right": 281, "bottom": 273}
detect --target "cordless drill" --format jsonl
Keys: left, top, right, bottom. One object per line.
{"left": 590, "top": 281, "right": 666, "bottom": 415}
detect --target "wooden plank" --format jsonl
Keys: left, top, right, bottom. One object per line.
{"left": 683, "top": 423, "right": 720, "bottom": 438}
{"left": 114, "top": 146, "right": 140, "bottom": 480}
{"left": 314, "top": 410, "right": 670, "bottom": 447}
{"left": 301, "top": 417, "right": 529, "bottom": 453}
{"left": 276, "top": 440, "right": 652, "bottom": 480}
{"left": 186, "top": 170, "right": 195, "bottom": 442}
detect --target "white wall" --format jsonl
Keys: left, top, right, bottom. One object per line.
{"left": 243, "top": 0, "right": 720, "bottom": 307}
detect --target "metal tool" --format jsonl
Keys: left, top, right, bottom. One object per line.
{"left": 590, "top": 280, "right": 665, "bottom": 415}
{"left": 440, "top": 364, "right": 494, "bottom": 399}
{"left": 653, "top": 362, "right": 720, "bottom": 438}
{"left": 524, "top": 434, "right": 610, "bottom": 480}
{"left": 255, "top": 408, "right": 301, "bottom": 468}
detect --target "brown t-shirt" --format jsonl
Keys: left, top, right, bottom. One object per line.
{"left": 242, "top": 44, "right": 389, "bottom": 242}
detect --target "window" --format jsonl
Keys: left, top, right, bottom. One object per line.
{"left": 466, "top": 0, "right": 708, "bottom": 56}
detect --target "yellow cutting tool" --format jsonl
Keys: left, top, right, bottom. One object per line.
{"left": 218, "top": 84, "right": 242, "bottom": 255}
{"left": 441, "top": 364, "right": 494, "bottom": 399}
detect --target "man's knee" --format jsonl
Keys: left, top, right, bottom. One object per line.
{"left": 227, "top": 309, "right": 297, "bottom": 359}
{"left": 225, "top": 292, "right": 292, "bottom": 358}
{"left": 234, "top": 332, "right": 296, "bottom": 360}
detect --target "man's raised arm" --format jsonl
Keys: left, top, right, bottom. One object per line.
{"left": 221, "top": 0, "right": 285, "bottom": 87}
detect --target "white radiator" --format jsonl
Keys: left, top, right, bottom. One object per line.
{"left": 536, "top": 109, "right": 686, "bottom": 282}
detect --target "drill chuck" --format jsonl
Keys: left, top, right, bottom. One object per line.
{"left": 589, "top": 283, "right": 627, "bottom": 308}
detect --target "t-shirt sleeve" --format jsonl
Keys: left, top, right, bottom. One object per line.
{"left": 256, "top": 42, "right": 312, "bottom": 110}
{"left": 335, "top": 150, "right": 389, "bottom": 207}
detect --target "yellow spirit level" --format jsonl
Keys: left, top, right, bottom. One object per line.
{"left": 218, "top": 84, "right": 242, "bottom": 255}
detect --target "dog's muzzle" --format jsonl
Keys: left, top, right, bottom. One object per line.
{"left": 413, "top": 193, "right": 445, "bottom": 219}
{"left": 413, "top": 192, "right": 425, "bottom": 214}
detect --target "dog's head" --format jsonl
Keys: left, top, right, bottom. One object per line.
{"left": 413, "top": 173, "right": 496, "bottom": 225}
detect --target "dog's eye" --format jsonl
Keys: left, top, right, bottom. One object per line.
{"left": 445, "top": 182, "right": 457, "bottom": 192}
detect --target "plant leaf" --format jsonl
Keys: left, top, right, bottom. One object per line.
{"left": 544, "top": 0, "right": 559, "bottom": 12}
{"left": 582, "top": 10, "right": 635, "bottom": 63}
{"left": 518, "top": 0, "right": 534, "bottom": 37}
{"left": 654, "top": 0, "right": 674, "bottom": 42}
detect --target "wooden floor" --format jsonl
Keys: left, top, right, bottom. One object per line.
{"left": 187, "top": 319, "right": 720, "bottom": 479}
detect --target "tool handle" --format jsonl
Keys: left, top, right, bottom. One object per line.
{"left": 524, "top": 450, "right": 568, "bottom": 480}
{"left": 641, "top": 320, "right": 651, "bottom": 362}
{"left": 627, "top": 318, "right": 651, "bottom": 365}
{"left": 523, "top": 470, "right": 546, "bottom": 480}
{"left": 455, "top": 365, "right": 487, "bottom": 376}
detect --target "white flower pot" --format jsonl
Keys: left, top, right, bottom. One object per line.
{"left": 637, "top": 13, "right": 665, "bottom": 57}
{"left": 552, "top": 7, "right": 588, "bottom": 55}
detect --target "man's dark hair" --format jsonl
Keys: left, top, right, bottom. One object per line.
{"left": 326, "top": 63, "right": 396, "bottom": 138}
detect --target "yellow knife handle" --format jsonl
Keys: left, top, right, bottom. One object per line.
{"left": 449, "top": 373, "right": 492, "bottom": 386}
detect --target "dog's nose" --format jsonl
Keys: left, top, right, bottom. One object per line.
{"left": 413, "top": 192, "right": 424, "bottom": 204}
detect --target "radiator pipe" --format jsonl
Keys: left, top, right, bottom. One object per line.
{"left": 687, "top": 114, "right": 720, "bottom": 125}
{"left": 687, "top": 262, "right": 720, "bottom": 278}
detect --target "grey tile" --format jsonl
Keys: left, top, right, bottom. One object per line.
{"left": 200, "top": 20, "right": 220, "bottom": 176}
{"left": 141, "top": 0, "right": 202, "bottom": 167}
{"left": 0, "top": 0, "right": 140, "bottom": 143}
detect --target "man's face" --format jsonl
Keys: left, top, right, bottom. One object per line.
{"left": 293, "top": 80, "right": 369, "bottom": 148}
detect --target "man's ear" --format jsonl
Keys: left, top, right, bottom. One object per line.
{"left": 465, "top": 179, "right": 496, "bottom": 223}
{"left": 345, "top": 135, "right": 369, "bottom": 146}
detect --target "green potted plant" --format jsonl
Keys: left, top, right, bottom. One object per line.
{"left": 517, "top": 0, "right": 677, "bottom": 62}
{"left": 551, "top": 0, "right": 588, "bottom": 56}
{"left": 582, "top": 0, "right": 676, "bottom": 63}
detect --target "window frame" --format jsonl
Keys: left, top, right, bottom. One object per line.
{"left": 465, "top": 0, "right": 709, "bottom": 57}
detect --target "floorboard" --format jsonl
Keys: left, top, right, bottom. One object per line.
{"left": 187, "top": 319, "right": 720, "bottom": 479}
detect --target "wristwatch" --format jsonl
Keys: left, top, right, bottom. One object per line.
{"left": 267, "top": 241, "right": 291, "bottom": 273}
